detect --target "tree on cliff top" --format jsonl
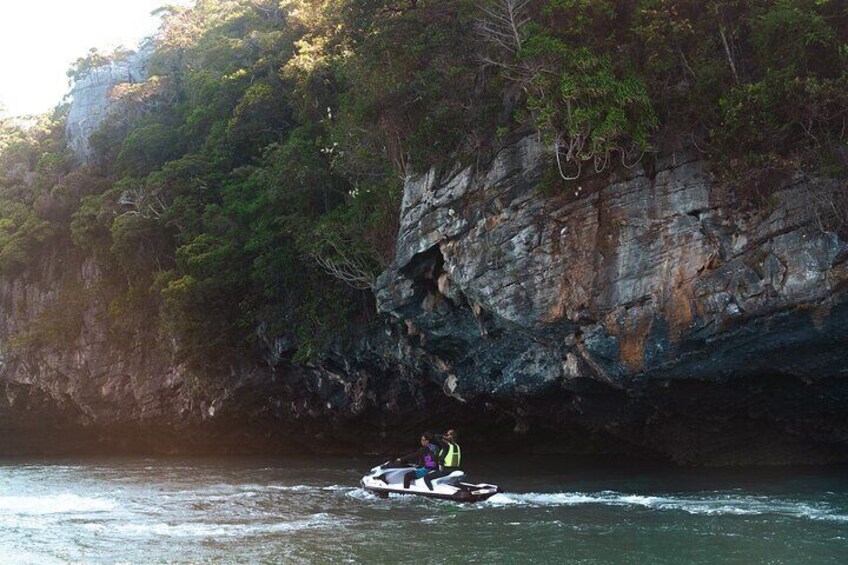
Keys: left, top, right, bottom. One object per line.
{"left": 0, "top": 0, "right": 845, "bottom": 380}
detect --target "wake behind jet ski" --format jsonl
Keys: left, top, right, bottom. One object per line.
{"left": 360, "top": 430, "right": 499, "bottom": 502}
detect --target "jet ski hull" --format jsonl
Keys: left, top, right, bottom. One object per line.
{"left": 360, "top": 463, "right": 500, "bottom": 503}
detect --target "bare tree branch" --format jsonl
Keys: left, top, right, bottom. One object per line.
{"left": 477, "top": 0, "right": 531, "bottom": 56}
{"left": 313, "top": 238, "right": 376, "bottom": 290}
{"left": 118, "top": 185, "right": 169, "bottom": 219}
{"left": 718, "top": 21, "right": 739, "bottom": 83}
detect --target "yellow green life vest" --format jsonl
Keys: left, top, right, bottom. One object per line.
{"left": 443, "top": 441, "right": 461, "bottom": 468}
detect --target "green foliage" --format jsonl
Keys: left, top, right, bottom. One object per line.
{"left": 0, "top": 203, "right": 53, "bottom": 274}
{"left": 331, "top": 0, "right": 496, "bottom": 176}
{"left": 749, "top": 0, "right": 840, "bottom": 77}
{"left": 2, "top": 0, "right": 846, "bottom": 381}
{"left": 0, "top": 113, "right": 71, "bottom": 275}
{"left": 525, "top": 42, "right": 657, "bottom": 166}
{"left": 110, "top": 213, "right": 172, "bottom": 278}
{"left": 481, "top": 0, "right": 659, "bottom": 177}
{"left": 70, "top": 194, "right": 113, "bottom": 254}
{"left": 512, "top": 0, "right": 847, "bottom": 186}
{"left": 66, "top": 47, "right": 133, "bottom": 84}
{"left": 116, "top": 122, "right": 184, "bottom": 176}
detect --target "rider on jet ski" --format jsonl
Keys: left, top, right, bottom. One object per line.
{"left": 434, "top": 429, "right": 461, "bottom": 469}
{"left": 425, "top": 428, "right": 461, "bottom": 489}
{"left": 395, "top": 431, "right": 440, "bottom": 489}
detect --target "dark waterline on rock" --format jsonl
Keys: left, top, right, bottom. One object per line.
{"left": 0, "top": 455, "right": 845, "bottom": 563}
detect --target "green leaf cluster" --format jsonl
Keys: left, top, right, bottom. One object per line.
{"left": 1, "top": 0, "right": 846, "bottom": 382}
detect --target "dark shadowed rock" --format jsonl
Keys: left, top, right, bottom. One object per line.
{"left": 374, "top": 135, "right": 848, "bottom": 464}
{"left": 0, "top": 131, "right": 846, "bottom": 464}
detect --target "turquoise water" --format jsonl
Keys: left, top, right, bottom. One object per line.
{"left": 0, "top": 456, "right": 845, "bottom": 563}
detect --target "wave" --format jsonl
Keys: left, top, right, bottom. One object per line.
{"left": 483, "top": 491, "right": 848, "bottom": 522}
{"left": 346, "top": 489, "right": 384, "bottom": 502}
{"left": 155, "top": 484, "right": 356, "bottom": 503}
{"left": 0, "top": 494, "right": 117, "bottom": 515}
{"left": 0, "top": 546, "right": 65, "bottom": 565}
{"left": 268, "top": 484, "right": 355, "bottom": 493}
{"left": 83, "top": 513, "right": 346, "bottom": 537}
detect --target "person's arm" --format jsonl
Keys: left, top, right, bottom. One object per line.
{"left": 433, "top": 436, "right": 448, "bottom": 465}
{"left": 396, "top": 449, "right": 419, "bottom": 464}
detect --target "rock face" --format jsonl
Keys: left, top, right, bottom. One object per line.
{"left": 0, "top": 130, "right": 846, "bottom": 463}
{"left": 66, "top": 47, "right": 151, "bottom": 161}
{"left": 0, "top": 249, "right": 195, "bottom": 453}
{"left": 375, "top": 135, "right": 848, "bottom": 464}
{"left": 0, "top": 248, "right": 445, "bottom": 455}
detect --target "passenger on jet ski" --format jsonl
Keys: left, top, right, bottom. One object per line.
{"left": 395, "top": 431, "right": 440, "bottom": 489}
{"left": 435, "top": 429, "right": 461, "bottom": 469}
{"left": 425, "top": 428, "right": 461, "bottom": 489}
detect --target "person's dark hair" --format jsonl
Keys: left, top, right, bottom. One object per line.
{"left": 422, "top": 431, "right": 433, "bottom": 441}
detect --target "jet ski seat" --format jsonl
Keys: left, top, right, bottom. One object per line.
{"left": 428, "top": 470, "right": 465, "bottom": 487}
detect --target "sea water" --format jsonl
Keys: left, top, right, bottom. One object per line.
{"left": 0, "top": 456, "right": 845, "bottom": 564}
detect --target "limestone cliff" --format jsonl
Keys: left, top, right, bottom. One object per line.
{"left": 373, "top": 135, "right": 848, "bottom": 463}
{"left": 66, "top": 47, "right": 151, "bottom": 161}
{"left": 1, "top": 128, "right": 846, "bottom": 463}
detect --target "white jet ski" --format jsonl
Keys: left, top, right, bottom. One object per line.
{"left": 360, "top": 462, "right": 500, "bottom": 502}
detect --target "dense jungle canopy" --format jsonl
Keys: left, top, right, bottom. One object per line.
{"left": 0, "top": 0, "right": 846, "bottom": 377}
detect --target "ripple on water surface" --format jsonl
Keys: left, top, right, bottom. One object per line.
{"left": 0, "top": 458, "right": 844, "bottom": 564}
{"left": 482, "top": 490, "right": 848, "bottom": 522}
{"left": 0, "top": 494, "right": 117, "bottom": 515}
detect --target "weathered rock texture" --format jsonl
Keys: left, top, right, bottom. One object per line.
{"left": 375, "top": 135, "right": 848, "bottom": 464}
{"left": 66, "top": 47, "right": 151, "bottom": 160}
{"left": 1, "top": 132, "right": 846, "bottom": 463}
{"left": 0, "top": 246, "right": 453, "bottom": 455}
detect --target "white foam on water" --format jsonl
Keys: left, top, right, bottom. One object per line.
{"left": 0, "top": 545, "right": 64, "bottom": 565}
{"left": 321, "top": 485, "right": 356, "bottom": 492}
{"left": 345, "top": 488, "right": 380, "bottom": 502}
{"left": 482, "top": 491, "right": 848, "bottom": 522}
{"left": 269, "top": 485, "right": 315, "bottom": 492}
{"left": 806, "top": 512, "right": 848, "bottom": 523}
{"left": 485, "top": 493, "right": 521, "bottom": 505}
{"left": 84, "top": 513, "right": 346, "bottom": 538}
{"left": 266, "top": 484, "right": 354, "bottom": 494}
{"left": 156, "top": 484, "right": 355, "bottom": 504}
{"left": 486, "top": 492, "right": 615, "bottom": 507}
{"left": 0, "top": 494, "right": 117, "bottom": 515}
